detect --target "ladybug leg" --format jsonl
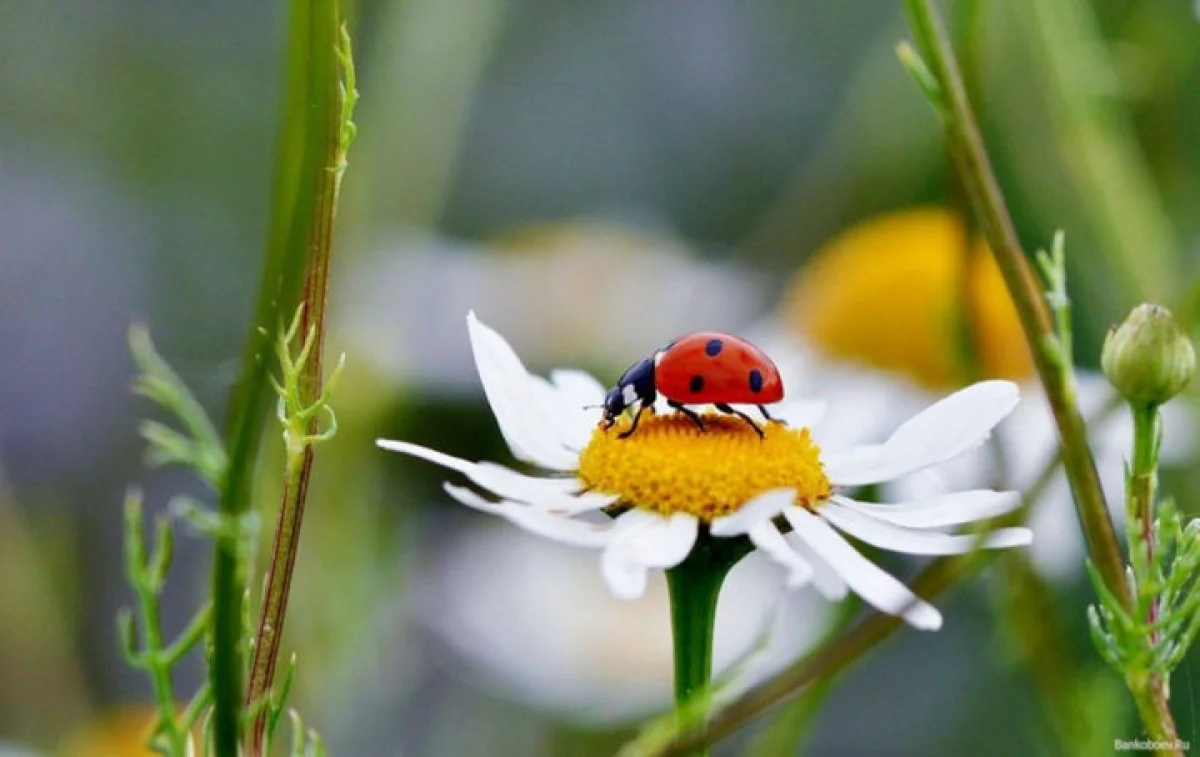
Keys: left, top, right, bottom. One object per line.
{"left": 667, "top": 400, "right": 706, "bottom": 431}
{"left": 618, "top": 405, "right": 647, "bottom": 439}
{"left": 758, "top": 404, "right": 785, "bottom": 426}
{"left": 715, "top": 403, "right": 765, "bottom": 440}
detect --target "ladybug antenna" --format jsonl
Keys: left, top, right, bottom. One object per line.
{"left": 582, "top": 403, "right": 604, "bottom": 410}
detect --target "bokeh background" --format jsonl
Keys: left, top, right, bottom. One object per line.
{"left": 3, "top": 0, "right": 1200, "bottom": 754}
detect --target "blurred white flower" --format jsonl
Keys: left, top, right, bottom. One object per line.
{"left": 336, "top": 221, "right": 767, "bottom": 393}
{"left": 379, "top": 312, "right": 1031, "bottom": 631}
{"left": 416, "top": 523, "right": 829, "bottom": 724}
{"left": 759, "top": 208, "right": 1196, "bottom": 582}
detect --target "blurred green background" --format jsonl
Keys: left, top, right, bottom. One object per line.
{"left": 2, "top": 0, "right": 1199, "bottom": 754}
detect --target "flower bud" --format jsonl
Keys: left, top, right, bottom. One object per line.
{"left": 1102, "top": 304, "right": 1195, "bottom": 407}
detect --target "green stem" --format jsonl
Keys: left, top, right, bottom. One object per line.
{"left": 124, "top": 499, "right": 187, "bottom": 755}
{"left": 133, "top": 581, "right": 187, "bottom": 755}
{"left": 1126, "top": 404, "right": 1181, "bottom": 755}
{"left": 1129, "top": 682, "right": 1180, "bottom": 757}
{"left": 245, "top": 451, "right": 314, "bottom": 755}
{"left": 1130, "top": 405, "right": 1158, "bottom": 583}
{"left": 243, "top": 4, "right": 346, "bottom": 755}
{"left": 210, "top": 0, "right": 343, "bottom": 752}
{"left": 663, "top": 535, "right": 750, "bottom": 757}
{"left": 903, "top": 0, "right": 1130, "bottom": 607}
{"left": 666, "top": 559, "right": 726, "bottom": 708}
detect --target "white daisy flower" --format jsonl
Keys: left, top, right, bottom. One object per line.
{"left": 759, "top": 207, "right": 1196, "bottom": 581}
{"left": 417, "top": 524, "right": 830, "bottom": 723}
{"left": 378, "top": 312, "right": 1032, "bottom": 631}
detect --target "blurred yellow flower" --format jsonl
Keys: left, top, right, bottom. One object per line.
{"left": 767, "top": 207, "right": 1194, "bottom": 582}
{"left": 60, "top": 705, "right": 195, "bottom": 757}
{"left": 783, "top": 207, "right": 1032, "bottom": 390}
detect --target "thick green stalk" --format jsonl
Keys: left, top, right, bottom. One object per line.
{"left": 663, "top": 536, "right": 750, "bottom": 757}
{"left": 209, "top": 0, "right": 343, "bottom": 752}
{"left": 902, "top": 0, "right": 1129, "bottom": 607}
{"left": 666, "top": 561, "right": 725, "bottom": 710}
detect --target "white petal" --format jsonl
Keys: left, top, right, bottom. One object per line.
{"left": 551, "top": 368, "right": 607, "bottom": 407}
{"left": 711, "top": 488, "right": 796, "bottom": 537}
{"left": 377, "top": 439, "right": 613, "bottom": 514}
{"left": 832, "top": 491, "right": 1022, "bottom": 529}
{"left": 819, "top": 501, "right": 1032, "bottom": 555}
{"left": 467, "top": 311, "right": 580, "bottom": 470}
{"left": 602, "top": 511, "right": 699, "bottom": 600}
{"left": 783, "top": 507, "right": 942, "bottom": 630}
{"left": 444, "top": 484, "right": 617, "bottom": 548}
{"left": 783, "top": 532, "right": 848, "bottom": 600}
{"left": 526, "top": 373, "right": 596, "bottom": 452}
{"left": 823, "top": 380, "right": 1019, "bottom": 486}
{"left": 746, "top": 521, "right": 813, "bottom": 588}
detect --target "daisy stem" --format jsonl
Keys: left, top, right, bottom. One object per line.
{"left": 665, "top": 536, "right": 745, "bottom": 756}
{"left": 666, "top": 558, "right": 727, "bottom": 708}
{"left": 901, "top": 0, "right": 1130, "bottom": 608}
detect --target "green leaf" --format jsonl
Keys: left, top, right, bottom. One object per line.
{"left": 128, "top": 325, "right": 227, "bottom": 488}
{"left": 124, "top": 491, "right": 148, "bottom": 584}
{"left": 895, "top": 41, "right": 943, "bottom": 111}
{"left": 117, "top": 608, "right": 141, "bottom": 667}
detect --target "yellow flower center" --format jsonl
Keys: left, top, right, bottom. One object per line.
{"left": 576, "top": 413, "right": 831, "bottom": 521}
{"left": 782, "top": 208, "right": 1033, "bottom": 390}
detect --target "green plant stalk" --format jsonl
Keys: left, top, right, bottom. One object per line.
{"left": 1131, "top": 405, "right": 1159, "bottom": 633}
{"left": 902, "top": 0, "right": 1129, "bottom": 607}
{"left": 665, "top": 553, "right": 729, "bottom": 757}
{"left": 127, "top": 530, "right": 188, "bottom": 754}
{"left": 133, "top": 591, "right": 187, "bottom": 756}
{"left": 1126, "top": 404, "right": 1180, "bottom": 754}
{"left": 246, "top": 446, "right": 315, "bottom": 755}
{"left": 243, "top": 5, "right": 347, "bottom": 756}
{"left": 209, "top": 0, "right": 344, "bottom": 752}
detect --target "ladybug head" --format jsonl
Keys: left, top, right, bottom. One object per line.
{"left": 599, "top": 357, "right": 656, "bottom": 429}
{"left": 600, "top": 386, "right": 627, "bottom": 429}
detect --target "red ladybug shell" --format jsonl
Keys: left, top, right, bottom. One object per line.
{"left": 655, "top": 333, "right": 784, "bottom": 405}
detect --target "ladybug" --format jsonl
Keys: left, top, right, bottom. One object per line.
{"left": 600, "top": 332, "right": 784, "bottom": 439}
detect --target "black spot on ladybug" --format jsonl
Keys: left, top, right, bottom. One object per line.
{"left": 705, "top": 338, "right": 723, "bottom": 357}
{"left": 689, "top": 375, "right": 705, "bottom": 393}
{"left": 748, "top": 369, "right": 764, "bottom": 393}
